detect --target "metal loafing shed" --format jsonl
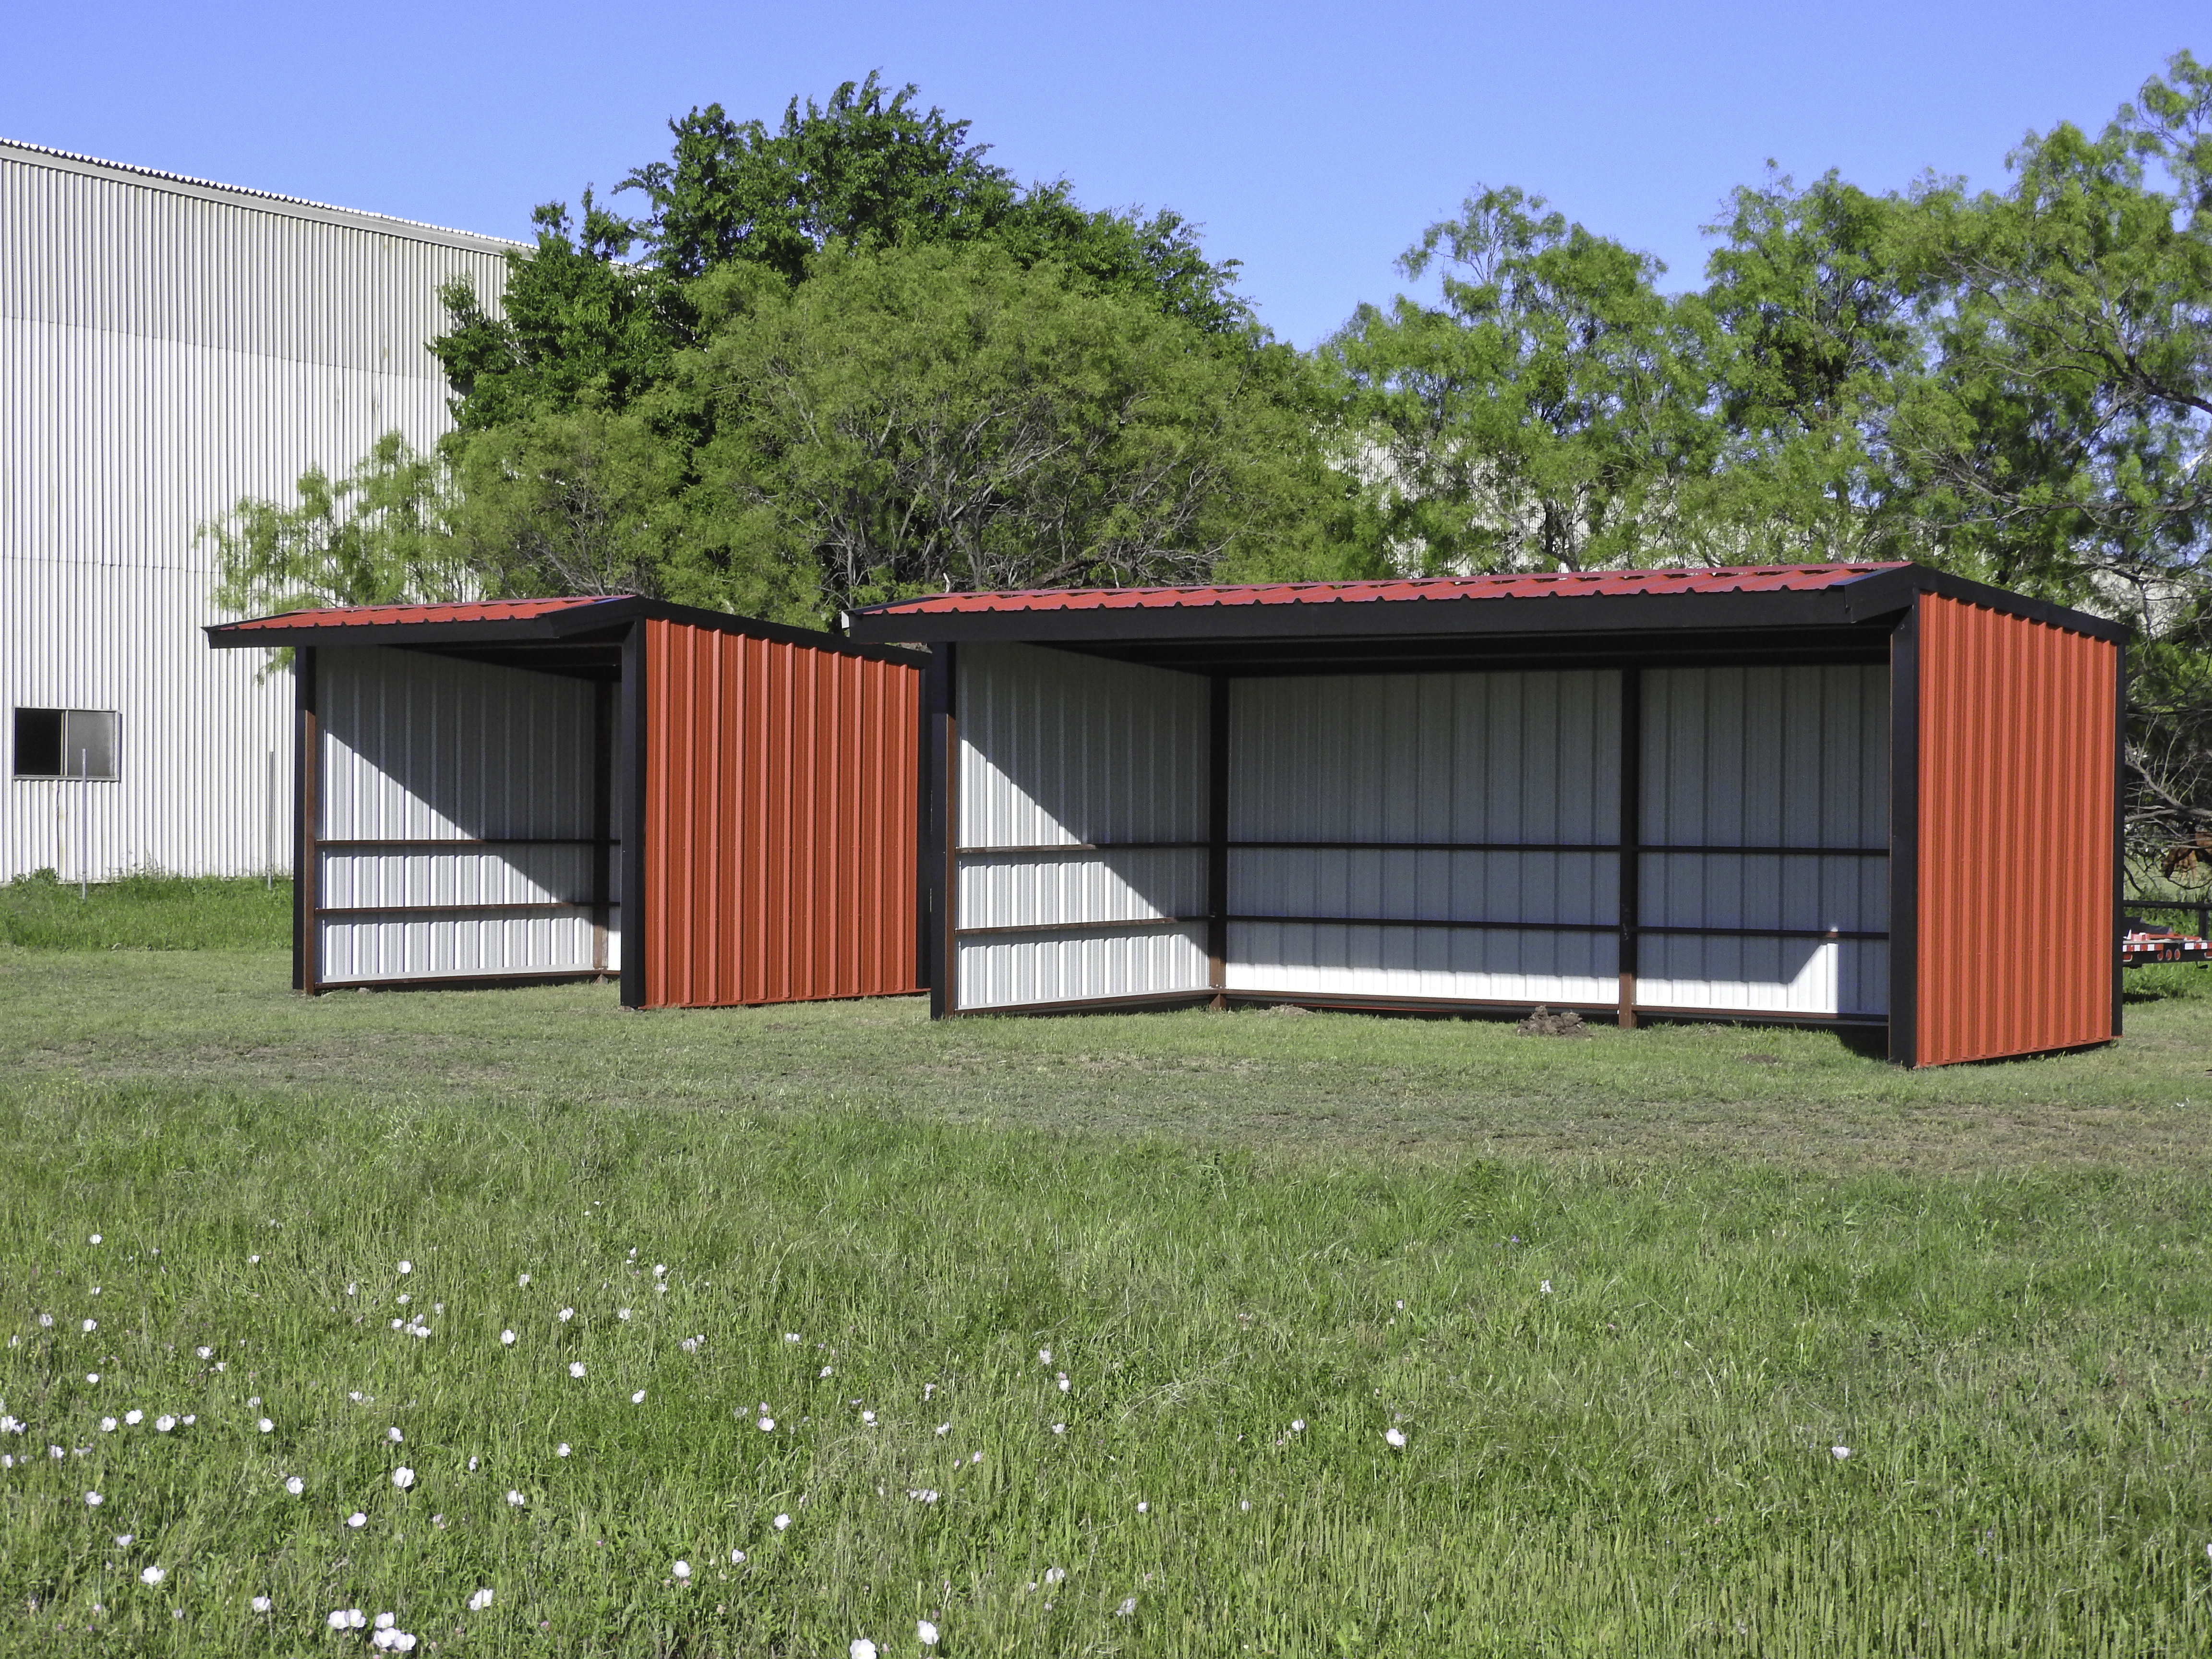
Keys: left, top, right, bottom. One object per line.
{"left": 208, "top": 597, "right": 925, "bottom": 1010}
{"left": 845, "top": 562, "right": 2127, "bottom": 1067}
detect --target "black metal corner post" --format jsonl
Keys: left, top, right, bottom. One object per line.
{"left": 1887, "top": 599, "right": 1923, "bottom": 1067}
{"left": 590, "top": 678, "right": 615, "bottom": 979}
{"left": 617, "top": 621, "right": 649, "bottom": 1010}
{"left": 1616, "top": 665, "right": 1642, "bottom": 1029}
{"left": 2111, "top": 636, "right": 2129, "bottom": 1042}
{"left": 294, "top": 645, "right": 320, "bottom": 995}
{"left": 925, "top": 643, "right": 959, "bottom": 1019}
{"left": 1207, "top": 675, "right": 1231, "bottom": 1009}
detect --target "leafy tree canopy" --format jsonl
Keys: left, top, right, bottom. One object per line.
{"left": 433, "top": 73, "right": 1254, "bottom": 434}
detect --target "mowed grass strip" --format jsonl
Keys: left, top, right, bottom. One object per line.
{"left": 0, "top": 871, "right": 291, "bottom": 952}
{"left": 4, "top": 1079, "right": 2212, "bottom": 1656}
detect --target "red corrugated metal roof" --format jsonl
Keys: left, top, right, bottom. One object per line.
{"left": 217, "top": 597, "right": 625, "bottom": 632}
{"left": 866, "top": 563, "right": 1912, "bottom": 615}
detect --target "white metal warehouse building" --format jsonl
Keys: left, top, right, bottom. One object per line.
{"left": 2, "top": 138, "right": 514, "bottom": 882}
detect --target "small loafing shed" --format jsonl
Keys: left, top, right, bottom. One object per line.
{"left": 846, "top": 563, "right": 2125, "bottom": 1067}
{"left": 208, "top": 598, "right": 924, "bottom": 1009}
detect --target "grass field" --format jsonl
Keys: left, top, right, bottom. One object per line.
{"left": 5, "top": 879, "right": 2212, "bottom": 1654}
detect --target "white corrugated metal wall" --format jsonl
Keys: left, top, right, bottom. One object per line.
{"left": 1637, "top": 665, "right": 1888, "bottom": 1016}
{"left": 954, "top": 643, "right": 1209, "bottom": 1009}
{"left": 317, "top": 648, "right": 617, "bottom": 983}
{"left": 950, "top": 652, "right": 1890, "bottom": 1019}
{"left": 1, "top": 140, "right": 515, "bottom": 881}
{"left": 1228, "top": 671, "right": 1623, "bottom": 1006}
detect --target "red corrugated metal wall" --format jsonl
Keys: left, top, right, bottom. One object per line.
{"left": 641, "top": 619, "right": 921, "bottom": 1008}
{"left": 1916, "top": 594, "right": 2117, "bottom": 1065}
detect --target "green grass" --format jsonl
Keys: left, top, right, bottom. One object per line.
{"left": 0, "top": 871, "right": 290, "bottom": 951}
{"left": 6, "top": 880, "right": 2212, "bottom": 1653}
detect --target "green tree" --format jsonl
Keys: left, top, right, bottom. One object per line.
{"left": 1322, "top": 187, "right": 1719, "bottom": 573}
{"left": 201, "top": 432, "right": 465, "bottom": 619}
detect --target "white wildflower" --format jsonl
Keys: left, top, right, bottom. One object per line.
{"left": 758, "top": 1416, "right": 774, "bottom": 1432}
{"left": 861, "top": 1410, "right": 877, "bottom": 1425}
{"left": 1290, "top": 1419, "right": 1305, "bottom": 1433}
{"left": 1038, "top": 1347, "right": 1051, "bottom": 1364}
{"left": 375, "top": 1613, "right": 396, "bottom": 1630}
{"left": 83, "top": 1319, "right": 97, "bottom": 1334}
{"left": 139, "top": 1565, "right": 165, "bottom": 1587}
{"left": 852, "top": 1640, "right": 878, "bottom": 1659}
{"left": 397, "top": 1261, "right": 411, "bottom": 1275}
{"left": 557, "top": 1443, "right": 571, "bottom": 1457}
{"left": 672, "top": 1560, "right": 690, "bottom": 1581}
{"left": 729, "top": 1550, "right": 746, "bottom": 1564}
{"left": 773, "top": 1512, "right": 791, "bottom": 1530}
{"left": 99, "top": 1418, "right": 116, "bottom": 1433}
{"left": 632, "top": 1390, "right": 647, "bottom": 1405}
{"left": 1051, "top": 1422, "right": 1065, "bottom": 1434}
{"left": 569, "top": 1362, "right": 586, "bottom": 1379}
{"left": 392, "top": 1467, "right": 415, "bottom": 1490}
{"left": 387, "top": 1426, "right": 403, "bottom": 1443}
{"left": 251, "top": 1596, "right": 272, "bottom": 1613}
{"left": 617, "top": 1308, "right": 632, "bottom": 1322}
{"left": 935, "top": 1422, "right": 949, "bottom": 1436}
{"left": 329, "top": 1609, "right": 367, "bottom": 1630}
{"left": 918, "top": 1620, "right": 939, "bottom": 1647}
{"left": 1539, "top": 1280, "right": 1552, "bottom": 1295}
{"left": 84, "top": 1490, "right": 102, "bottom": 1506}
{"left": 155, "top": 1415, "right": 176, "bottom": 1432}
{"left": 346, "top": 1511, "right": 367, "bottom": 1528}
{"left": 466, "top": 1588, "right": 494, "bottom": 1611}
{"left": 257, "top": 1418, "right": 274, "bottom": 1434}
{"left": 1385, "top": 1427, "right": 1407, "bottom": 1449}
{"left": 195, "top": 1346, "right": 212, "bottom": 1360}
{"left": 285, "top": 1476, "right": 304, "bottom": 1495}
{"left": 1136, "top": 1501, "right": 1149, "bottom": 1513}
{"left": 500, "top": 1330, "right": 516, "bottom": 1346}
{"left": 1832, "top": 1445, "right": 1851, "bottom": 1461}
{"left": 1116, "top": 1596, "right": 1137, "bottom": 1617}
{"left": 653, "top": 1264, "right": 667, "bottom": 1278}
{"left": 558, "top": 1307, "right": 574, "bottom": 1322}
{"left": 783, "top": 1333, "right": 800, "bottom": 1344}
{"left": 89, "top": 1234, "right": 101, "bottom": 1244}
{"left": 1043, "top": 1567, "right": 1065, "bottom": 1585}
{"left": 517, "top": 1274, "right": 530, "bottom": 1287}
{"left": 506, "top": 1490, "right": 525, "bottom": 1507}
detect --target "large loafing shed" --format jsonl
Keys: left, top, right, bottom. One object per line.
{"left": 209, "top": 598, "right": 924, "bottom": 1009}
{"left": 847, "top": 563, "right": 2126, "bottom": 1067}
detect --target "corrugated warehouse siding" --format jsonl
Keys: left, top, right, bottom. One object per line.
{"left": 1228, "top": 671, "right": 1621, "bottom": 1006}
{"left": 954, "top": 644, "right": 1207, "bottom": 1009}
{"left": 641, "top": 620, "right": 919, "bottom": 1008}
{"left": 1915, "top": 595, "right": 2117, "bottom": 1064}
{"left": 1638, "top": 665, "right": 1889, "bottom": 1017}
{"left": 1, "top": 141, "right": 513, "bottom": 880}
{"left": 315, "top": 648, "right": 614, "bottom": 983}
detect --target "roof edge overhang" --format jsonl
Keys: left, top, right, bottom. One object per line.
{"left": 844, "top": 565, "right": 2126, "bottom": 648}
{"left": 206, "top": 597, "right": 929, "bottom": 668}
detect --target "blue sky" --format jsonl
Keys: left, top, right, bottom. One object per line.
{"left": 7, "top": 2, "right": 2204, "bottom": 347}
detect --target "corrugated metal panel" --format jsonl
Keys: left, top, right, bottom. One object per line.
{"left": 1636, "top": 666, "right": 1888, "bottom": 1017}
{"left": 316, "top": 648, "right": 615, "bottom": 982}
{"left": 1230, "top": 921, "right": 1615, "bottom": 1004}
{"left": 1916, "top": 595, "right": 2117, "bottom": 1064}
{"left": 1636, "top": 938, "right": 1889, "bottom": 1016}
{"left": 953, "top": 643, "right": 1207, "bottom": 1009}
{"left": 871, "top": 563, "right": 1911, "bottom": 615}
{"left": 2, "top": 142, "right": 513, "bottom": 880}
{"left": 1225, "top": 671, "right": 1619, "bottom": 1003}
{"left": 640, "top": 619, "right": 919, "bottom": 1008}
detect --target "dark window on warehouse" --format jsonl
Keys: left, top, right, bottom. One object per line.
{"left": 12, "top": 709, "right": 119, "bottom": 779}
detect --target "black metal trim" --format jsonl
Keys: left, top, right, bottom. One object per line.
{"left": 955, "top": 916, "right": 1202, "bottom": 938}
{"left": 315, "top": 837, "right": 617, "bottom": 850}
{"left": 294, "top": 645, "right": 318, "bottom": 995}
{"left": 1207, "top": 674, "right": 1230, "bottom": 1005}
{"left": 1887, "top": 599, "right": 1921, "bottom": 1066}
{"left": 618, "top": 620, "right": 647, "bottom": 1009}
{"left": 315, "top": 971, "right": 615, "bottom": 994}
{"left": 1619, "top": 664, "right": 1642, "bottom": 1029}
{"left": 318, "top": 902, "right": 600, "bottom": 919}
{"left": 955, "top": 841, "right": 1209, "bottom": 855}
{"left": 591, "top": 679, "right": 614, "bottom": 976}
{"left": 957, "top": 987, "right": 1886, "bottom": 1028}
{"left": 926, "top": 643, "right": 958, "bottom": 1017}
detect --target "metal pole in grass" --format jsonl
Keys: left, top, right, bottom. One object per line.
{"left": 78, "top": 748, "right": 88, "bottom": 900}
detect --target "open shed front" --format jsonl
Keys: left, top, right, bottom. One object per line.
{"left": 209, "top": 597, "right": 924, "bottom": 1010}
{"left": 848, "top": 563, "right": 2125, "bottom": 1067}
